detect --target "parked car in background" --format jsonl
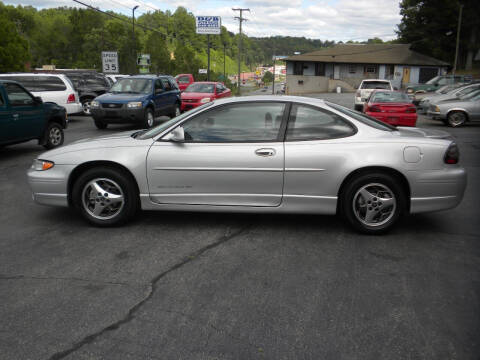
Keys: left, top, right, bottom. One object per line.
{"left": 105, "top": 74, "right": 129, "bottom": 86}
{"left": 363, "top": 90, "right": 417, "bottom": 127}
{"left": 0, "top": 80, "right": 66, "bottom": 149}
{"left": 417, "top": 83, "right": 480, "bottom": 114}
{"left": 406, "top": 75, "right": 472, "bottom": 95}
{"left": 27, "top": 95, "right": 466, "bottom": 234}
{"left": 175, "top": 74, "right": 194, "bottom": 92}
{"left": 90, "top": 75, "right": 181, "bottom": 129}
{"left": 427, "top": 89, "right": 480, "bottom": 127}
{"left": 0, "top": 73, "right": 82, "bottom": 115}
{"left": 354, "top": 79, "right": 393, "bottom": 111}
{"left": 180, "top": 82, "right": 231, "bottom": 112}
{"left": 63, "top": 71, "right": 111, "bottom": 115}
{"left": 412, "top": 83, "right": 466, "bottom": 105}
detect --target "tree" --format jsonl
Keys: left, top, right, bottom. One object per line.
{"left": 262, "top": 71, "right": 273, "bottom": 84}
{"left": 0, "top": 16, "right": 30, "bottom": 71}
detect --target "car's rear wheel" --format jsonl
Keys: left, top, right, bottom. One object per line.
{"left": 143, "top": 108, "right": 154, "bottom": 128}
{"left": 447, "top": 111, "right": 467, "bottom": 127}
{"left": 43, "top": 122, "right": 64, "bottom": 149}
{"left": 340, "top": 172, "right": 406, "bottom": 234}
{"left": 72, "top": 167, "right": 139, "bottom": 226}
{"left": 94, "top": 119, "right": 108, "bottom": 129}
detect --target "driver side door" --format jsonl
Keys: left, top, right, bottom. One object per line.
{"left": 146, "top": 101, "right": 287, "bottom": 206}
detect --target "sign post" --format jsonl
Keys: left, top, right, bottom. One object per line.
{"left": 102, "top": 51, "right": 119, "bottom": 73}
{"left": 195, "top": 16, "right": 221, "bottom": 82}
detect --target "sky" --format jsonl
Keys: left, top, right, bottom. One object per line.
{"left": 5, "top": 0, "right": 402, "bottom": 42}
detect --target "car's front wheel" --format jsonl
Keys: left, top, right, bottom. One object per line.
{"left": 340, "top": 172, "right": 406, "bottom": 234}
{"left": 447, "top": 111, "right": 467, "bottom": 127}
{"left": 43, "top": 122, "right": 64, "bottom": 149}
{"left": 72, "top": 167, "right": 139, "bottom": 226}
{"left": 143, "top": 108, "right": 154, "bottom": 128}
{"left": 170, "top": 103, "right": 181, "bottom": 118}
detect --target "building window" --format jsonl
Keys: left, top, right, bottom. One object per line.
{"left": 364, "top": 65, "right": 377, "bottom": 74}
{"left": 315, "top": 63, "right": 325, "bottom": 76}
{"left": 294, "top": 62, "right": 304, "bottom": 75}
{"left": 348, "top": 65, "right": 356, "bottom": 74}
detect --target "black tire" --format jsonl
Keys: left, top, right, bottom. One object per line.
{"left": 43, "top": 122, "right": 64, "bottom": 149}
{"left": 170, "top": 103, "right": 181, "bottom": 118}
{"left": 143, "top": 108, "right": 155, "bottom": 128}
{"left": 94, "top": 118, "right": 108, "bottom": 129}
{"left": 447, "top": 111, "right": 467, "bottom": 127}
{"left": 81, "top": 98, "right": 93, "bottom": 116}
{"left": 72, "top": 167, "right": 139, "bottom": 226}
{"left": 340, "top": 172, "right": 406, "bottom": 234}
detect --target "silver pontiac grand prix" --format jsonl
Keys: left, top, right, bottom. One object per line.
{"left": 27, "top": 96, "right": 467, "bottom": 234}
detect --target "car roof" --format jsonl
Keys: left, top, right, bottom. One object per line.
{"left": 0, "top": 79, "right": 23, "bottom": 84}
{"left": 209, "top": 95, "right": 327, "bottom": 107}
{"left": 0, "top": 72, "right": 68, "bottom": 78}
{"left": 361, "top": 79, "right": 391, "bottom": 82}
{"left": 190, "top": 81, "right": 219, "bottom": 84}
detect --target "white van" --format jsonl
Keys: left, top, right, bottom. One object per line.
{"left": 105, "top": 74, "right": 129, "bottom": 86}
{"left": 0, "top": 73, "right": 82, "bottom": 115}
{"left": 354, "top": 79, "right": 394, "bottom": 111}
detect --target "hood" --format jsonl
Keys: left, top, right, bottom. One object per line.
{"left": 394, "top": 127, "right": 452, "bottom": 140}
{"left": 95, "top": 92, "right": 149, "bottom": 103}
{"left": 181, "top": 92, "right": 213, "bottom": 100}
{"left": 38, "top": 130, "right": 153, "bottom": 159}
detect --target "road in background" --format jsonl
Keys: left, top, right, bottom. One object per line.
{"left": 0, "top": 93, "right": 479, "bottom": 359}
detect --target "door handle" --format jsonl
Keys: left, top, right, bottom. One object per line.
{"left": 255, "top": 148, "right": 275, "bottom": 157}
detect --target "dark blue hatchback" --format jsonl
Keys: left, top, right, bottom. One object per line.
{"left": 90, "top": 75, "right": 181, "bottom": 129}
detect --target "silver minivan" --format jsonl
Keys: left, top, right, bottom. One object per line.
{"left": 0, "top": 73, "right": 82, "bottom": 115}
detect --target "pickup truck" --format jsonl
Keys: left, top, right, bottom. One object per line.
{"left": 0, "top": 80, "right": 67, "bottom": 149}
{"left": 406, "top": 75, "right": 472, "bottom": 95}
{"left": 175, "top": 74, "right": 194, "bottom": 92}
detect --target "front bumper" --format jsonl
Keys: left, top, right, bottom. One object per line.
{"left": 181, "top": 101, "right": 202, "bottom": 112}
{"left": 91, "top": 106, "right": 146, "bottom": 123}
{"left": 427, "top": 110, "right": 445, "bottom": 120}
{"left": 27, "top": 164, "right": 75, "bottom": 207}
{"left": 409, "top": 167, "right": 467, "bottom": 213}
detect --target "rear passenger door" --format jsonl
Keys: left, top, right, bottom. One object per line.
{"left": 153, "top": 79, "right": 168, "bottom": 116}
{"left": 160, "top": 77, "right": 176, "bottom": 113}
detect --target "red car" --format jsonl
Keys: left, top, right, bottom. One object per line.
{"left": 180, "top": 82, "right": 231, "bottom": 112}
{"left": 175, "top": 74, "right": 194, "bottom": 92}
{"left": 363, "top": 90, "right": 417, "bottom": 127}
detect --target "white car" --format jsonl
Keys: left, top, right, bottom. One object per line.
{"left": 354, "top": 79, "right": 394, "bottom": 111}
{"left": 105, "top": 74, "right": 129, "bottom": 86}
{"left": 0, "top": 73, "right": 82, "bottom": 115}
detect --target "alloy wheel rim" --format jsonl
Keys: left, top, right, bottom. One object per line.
{"left": 147, "top": 112, "right": 154, "bottom": 127}
{"left": 449, "top": 113, "right": 464, "bottom": 126}
{"left": 49, "top": 127, "right": 62, "bottom": 145}
{"left": 353, "top": 183, "right": 396, "bottom": 227}
{"left": 81, "top": 178, "right": 125, "bottom": 220}
{"left": 175, "top": 106, "right": 180, "bottom": 117}
{"left": 83, "top": 101, "right": 91, "bottom": 115}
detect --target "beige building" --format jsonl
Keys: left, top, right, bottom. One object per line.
{"left": 285, "top": 44, "right": 449, "bottom": 94}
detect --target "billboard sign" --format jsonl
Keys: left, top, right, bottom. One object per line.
{"left": 195, "top": 16, "right": 221, "bottom": 35}
{"left": 102, "top": 51, "right": 118, "bottom": 73}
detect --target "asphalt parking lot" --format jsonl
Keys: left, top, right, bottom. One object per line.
{"left": 1, "top": 93, "right": 479, "bottom": 359}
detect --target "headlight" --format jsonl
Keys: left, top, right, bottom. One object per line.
{"left": 90, "top": 100, "right": 99, "bottom": 108}
{"left": 200, "top": 98, "right": 211, "bottom": 103}
{"left": 127, "top": 102, "right": 142, "bottom": 108}
{"left": 32, "top": 159, "right": 54, "bottom": 171}
{"left": 434, "top": 106, "right": 440, "bottom": 112}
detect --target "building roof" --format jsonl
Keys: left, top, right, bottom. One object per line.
{"left": 285, "top": 44, "right": 449, "bottom": 66}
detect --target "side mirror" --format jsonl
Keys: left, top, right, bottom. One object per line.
{"left": 34, "top": 96, "right": 43, "bottom": 104}
{"left": 165, "top": 126, "right": 185, "bottom": 142}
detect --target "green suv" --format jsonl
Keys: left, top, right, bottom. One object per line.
{"left": 406, "top": 75, "right": 472, "bottom": 94}
{"left": 0, "top": 80, "right": 67, "bottom": 149}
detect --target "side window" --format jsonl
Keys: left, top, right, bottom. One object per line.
{"left": 216, "top": 84, "right": 222, "bottom": 93}
{"left": 33, "top": 76, "right": 67, "bottom": 92}
{"left": 168, "top": 79, "right": 179, "bottom": 90}
{"left": 182, "top": 102, "right": 285, "bottom": 142}
{"left": 4, "top": 83, "right": 34, "bottom": 106}
{"left": 286, "top": 104, "right": 356, "bottom": 141}
{"left": 154, "top": 79, "right": 163, "bottom": 92}
{"left": 177, "top": 76, "right": 190, "bottom": 84}
{"left": 161, "top": 78, "right": 172, "bottom": 91}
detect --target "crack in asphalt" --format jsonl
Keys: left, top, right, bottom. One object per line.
{"left": 0, "top": 275, "right": 130, "bottom": 287}
{"left": 47, "top": 225, "right": 250, "bottom": 360}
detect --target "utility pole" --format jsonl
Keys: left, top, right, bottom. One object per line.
{"left": 233, "top": 8, "right": 249, "bottom": 95}
{"left": 272, "top": 43, "right": 275, "bottom": 94}
{"left": 132, "top": 5, "right": 139, "bottom": 74}
{"left": 207, "top": 34, "right": 210, "bottom": 81}
{"left": 223, "top": 42, "right": 226, "bottom": 82}
{"left": 453, "top": 3, "right": 463, "bottom": 76}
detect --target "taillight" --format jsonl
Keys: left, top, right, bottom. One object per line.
{"left": 67, "top": 94, "right": 75, "bottom": 103}
{"left": 369, "top": 105, "right": 381, "bottom": 112}
{"left": 405, "top": 106, "right": 416, "bottom": 113}
{"left": 444, "top": 143, "right": 459, "bottom": 164}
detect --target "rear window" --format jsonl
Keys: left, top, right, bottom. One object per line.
{"left": 0, "top": 76, "right": 67, "bottom": 92}
{"left": 326, "top": 102, "right": 396, "bottom": 131}
{"left": 361, "top": 81, "right": 391, "bottom": 90}
{"left": 176, "top": 76, "right": 191, "bottom": 84}
{"left": 371, "top": 92, "right": 410, "bottom": 103}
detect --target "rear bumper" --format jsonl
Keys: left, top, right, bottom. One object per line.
{"left": 64, "top": 102, "right": 83, "bottom": 115}
{"left": 409, "top": 167, "right": 467, "bottom": 213}
{"left": 365, "top": 112, "right": 417, "bottom": 127}
{"left": 91, "top": 107, "right": 145, "bottom": 123}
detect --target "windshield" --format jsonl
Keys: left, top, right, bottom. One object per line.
{"left": 371, "top": 92, "right": 410, "bottom": 103}
{"left": 457, "top": 85, "right": 480, "bottom": 97}
{"left": 137, "top": 102, "right": 215, "bottom": 139}
{"left": 184, "top": 83, "right": 215, "bottom": 93}
{"left": 426, "top": 76, "right": 441, "bottom": 84}
{"left": 361, "top": 81, "right": 391, "bottom": 90}
{"left": 110, "top": 78, "right": 152, "bottom": 94}
{"left": 326, "top": 102, "right": 396, "bottom": 131}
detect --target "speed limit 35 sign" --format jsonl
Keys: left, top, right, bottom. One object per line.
{"left": 102, "top": 51, "right": 118, "bottom": 73}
